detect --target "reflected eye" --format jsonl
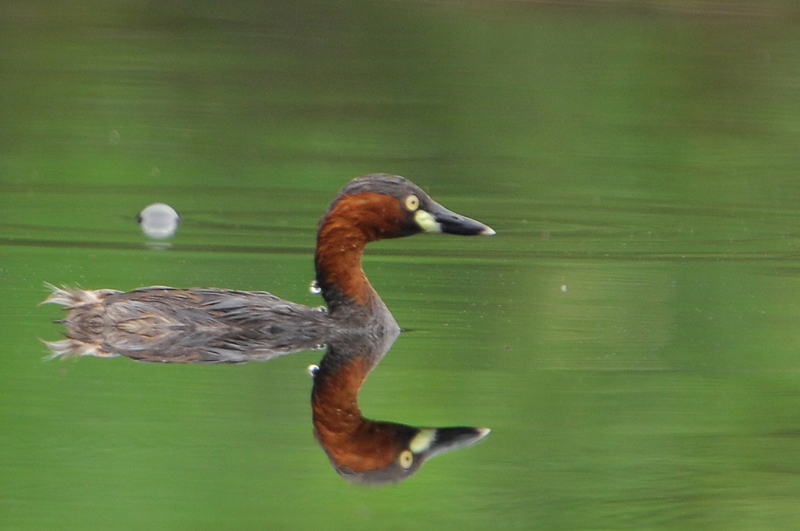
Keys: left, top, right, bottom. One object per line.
{"left": 404, "top": 194, "right": 419, "bottom": 212}
{"left": 398, "top": 450, "right": 414, "bottom": 469}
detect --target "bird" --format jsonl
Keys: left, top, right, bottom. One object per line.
{"left": 42, "top": 173, "right": 494, "bottom": 483}
{"left": 310, "top": 328, "right": 490, "bottom": 484}
{"left": 43, "top": 174, "right": 494, "bottom": 362}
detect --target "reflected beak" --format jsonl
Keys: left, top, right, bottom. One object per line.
{"left": 415, "top": 201, "right": 496, "bottom": 236}
{"left": 420, "top": 426, "right": 491, "bottom": 460}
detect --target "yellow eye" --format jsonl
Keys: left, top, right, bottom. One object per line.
{"left": 398, "top": 450, "right": 414, "bottom": 469}
{"left": 404, "top": 194, "right": 419, "bottom": 212}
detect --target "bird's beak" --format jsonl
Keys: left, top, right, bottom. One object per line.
{"left": 414, "top": 201, "right": 496, "bottom": 236}
{"left": 413, "top": 426, "right": 491, "bottom": 460}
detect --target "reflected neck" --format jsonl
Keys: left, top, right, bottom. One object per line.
{"left": 311, "top": 354, "right": 369, "bottom": 433}
{"left": 311, "top": 354, "right": 396, "bottom": 472}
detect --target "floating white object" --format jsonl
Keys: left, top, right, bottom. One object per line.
{"left": 137, "top": 203, "right": 180, "bottom": 239}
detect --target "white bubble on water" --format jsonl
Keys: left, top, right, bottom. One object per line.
{"left": 138, "top": 203, "right": 180, "bottom": 240}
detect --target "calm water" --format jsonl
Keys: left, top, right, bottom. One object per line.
{"left": 4, "top": 1, "right": 800, "bottom": 529}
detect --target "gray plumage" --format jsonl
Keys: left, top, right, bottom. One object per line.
{"left": 42, "top": 284, "right": 333, "bottom": 363}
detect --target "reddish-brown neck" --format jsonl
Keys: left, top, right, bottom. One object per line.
{"left": 314, "top": 193, "right": 405, "bottom": 308}
{"left": 311, "top": 355, "right": 399, "bottom": 471}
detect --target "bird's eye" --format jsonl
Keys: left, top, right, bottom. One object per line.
{"left": 404, "top": 194, "right": 419, "bottom": 212}
{"left": 398, "top": 450, "right": 414, "bottom": 469}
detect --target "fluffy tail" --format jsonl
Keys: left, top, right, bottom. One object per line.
{"left": 40, "top": 283, "right": 121, "bottom": 360}
{"left": 41, "top": 283, "right": 119, "bottom": 309}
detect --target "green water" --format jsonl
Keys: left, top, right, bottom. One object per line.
{"left": 4, "top": 1, "right": 800, "bottom": 529}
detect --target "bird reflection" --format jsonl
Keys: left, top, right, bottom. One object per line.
{"left": 311, "top": 328, "right": 489, "bottom": 484}
{"left": 43, "top": 174, "right": 493, "bottom": 484}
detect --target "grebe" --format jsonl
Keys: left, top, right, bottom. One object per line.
{"left": 43, "top": 173, "right": 494, "bottom": 483}
{"left": 43, "top": 174, "right": 493, "bottom": 362}
{"left": 310, "top": 328, "right": 490, "bottom": 484}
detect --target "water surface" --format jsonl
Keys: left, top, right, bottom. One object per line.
{"left": 3, "top": 2, "right": 800, "bottom": 530}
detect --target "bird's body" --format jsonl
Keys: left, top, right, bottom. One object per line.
{"left": 44, "top": 286, "right": 334, "bottom": 363}
{"left": 43, "top": 173, "right": 493, "bottom": 483}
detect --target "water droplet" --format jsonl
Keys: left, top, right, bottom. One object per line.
{"left": 307, "top": 364, "right": 319, "bottom": 379}
{"left": 309, "top": 280, "right": 321, "bottom": 295}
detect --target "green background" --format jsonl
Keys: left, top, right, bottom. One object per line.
{"left": 4, "top": 1, "right": 800, "bottom": 529}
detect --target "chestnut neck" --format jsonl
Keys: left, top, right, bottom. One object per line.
{"left": 312, "top": 354, "right": 369, "bottom": 434}
{"left": 310, "top": 311, "right": 403, "bottom": 472}
{"left": 314, "top": 192, "right": 401, "bottom": 314}
{"left": 311, "top": 354, "right": 398, "bottom": 471}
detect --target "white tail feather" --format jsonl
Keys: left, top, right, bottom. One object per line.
{"left": 40, "top": 338, "right": 118, "bottom": 360}
{"left": 41, "top": 283, "right": 121, "bottom": 308}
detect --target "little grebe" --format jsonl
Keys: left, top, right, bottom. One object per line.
{"left": 43, "top": 173, "right": 494, "bottom": 483}
{"left": 43, "top": 174, "right": 493, "bottom": 362}
{"left": 310, "top": 328, "right": 490, "bottom": 484}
